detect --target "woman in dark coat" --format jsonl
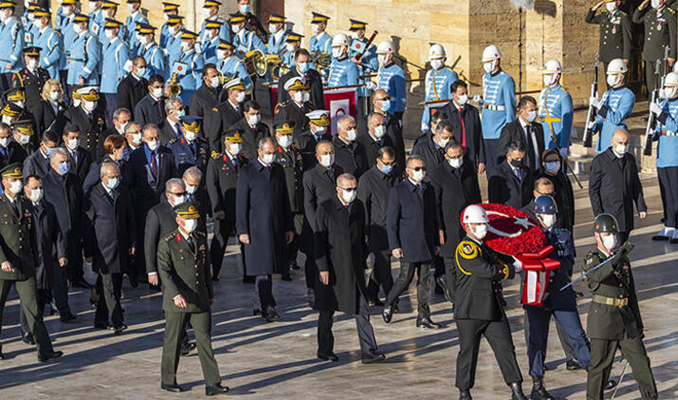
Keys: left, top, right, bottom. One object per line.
{"left": 31, "top": 79, "right": 67, "bottom": 137}
{"left": 538, "top": 149, "right": 575, "bottom": 233}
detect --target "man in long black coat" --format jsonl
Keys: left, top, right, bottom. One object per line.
{"left": 84, "top": 161, "right": 135, "bottom": 334}
{"left": 411, "top": 119, "right": 454, "bottom": 181}
{"left": 116, "top": 57, "right": 148, "bottom": 120}
{"left": 231, "top": 101, "right": 270, "bottom": 161}
{"left": 294, "top": 110, "right": 331, "bottom": 169}
{"left": 333, "top": 115, "right": 367, "bottom": 179}
{"left": 315, "top": 173, "right": 385, "bottom": 364}
{"left": 236, "top": 137, "right": 294, "bottom": 322}
{"left": 589, "top": 129, "right": 647, "bottom": 243}
{"left": 356, "top": 112, "right": 394, "bottom": 170}
{"left": 488, "top": 142, "right": 534, "bottom": 209}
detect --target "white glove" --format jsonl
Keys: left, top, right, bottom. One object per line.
{"left": 472, "top": 94, "right": 483, "bottom": 104}
{"left": 587, "top": 120, "right": 597, "bottom": 131}
{"left": 659, "top": 88, "right": 667, "bottom": 99}
{"left": 365, "top": 81, "right": 377, "bottom": 91}
{"left": 589, "top": 96, "right": 601, "bottom": 109}
{"left": 421, "top": 123, "right": 429, "bottom": 133}
{"left": 650, "top": 101, "right": 663, "bottom": 116}
{"left": 123, "top": 59, "right": 133, "bottom": 73}
{"left": 559, "top": 147, "right": 568, "bottom": 159}
{"left": 512, "top": 257, "right": 523, "bottom": 273}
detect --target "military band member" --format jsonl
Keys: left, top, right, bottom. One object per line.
{"left": 229, "top": 12, "right": 265, "bottom": 60}
{"left": 294, "top": 109, "right": 331, "bottom": 168}
{"left": 0, "top": 1, "right": 25, "bottom": 94}
{"left": 12, "top": 47, "right": 49, "bottom": 110}
{"left": 67, "top": 13, "right": 101, "bottom": 89}
{"left": 100, "top": 19, "right": 130, "bottom": 123}
{"left": 137, "top": 23, "right": 167, "bottom": 79}
{"left": 373, "top": 40, "right": 406, "bottom": 123}
{"left": 282, "top": 32, "right": 302, "bottom": 69}
{"left": 87, "top": 0, "right": 105, "bottom": 38}
{"left": 167, "top": 115, "right": 209, "bottom": 176}
{"left": 21, "top": 3, "right": 39, "bottom": 44}
{"left": 309, "top": 12, "right": 331, "bottom": 73}
{"left": 157, "top": 201, "right": 229, "bottom": 395}
{"left": 585, "top": 0, "right": 632, "bottom": 82}
{"left": 31, "top": 9, "right": 60, "bottom": 80}
{"left": 61, "top": 87, "right": 107, "bottom": 160}
{"left": 633, "top": 0, "right": 677, "bottom": 94}
{"left": 124, "top": 0, "right": 148, "bottom": 57}
{"left": 164, "top": 15, "right": 184, "bottom": 68}
{"left": 200, "top": 0, "right": 229, "bottom": 44}
{"left": 274, "top": 77, "right": 313, "bottom": 137}
{"left": 348, "top": 19, "right": 377, "bottom": 116}
{"left": 173, "top": 29, "right": 204, "bottom": 105}
{"left": 583, "top": 214, "right": 657, "bottom": 400}
{"left": 235, "top": 0, "right": 267, "bottom": 42}
{"left": 327, "top": 34, "right": 358, "bottom": 88}
{"left": 199, "top": 21, "right": 221, "bottom": 66}
{"left": 159, "top": 2, "right": 179, "bottom": 48}
{"left": 100, "top": 2, "right": 120, "bottom": 37}
{"left": 266, "top": 13, "right": 287, "bottom": 57}
{"left": 539, "top": 60, "right": 573, "bottom": 156}
{"left": 215, "top": 40, "right": 252, "bottom": 94}
{"left": 588, "top": 59, "right": 635, "bottom": 153}
{"left": 421, "top": 44, "right": 458, "bottom": 134}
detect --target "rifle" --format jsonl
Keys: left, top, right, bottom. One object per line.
{"left": 582, "top": 53, "right": 599, "bottom": 148}
{"left": 644, "top": 47, "right": 670, "bottom": 156}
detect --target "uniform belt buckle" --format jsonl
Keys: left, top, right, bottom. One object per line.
{"left": 615, "top": 297, "right": 628, "bottom": 307}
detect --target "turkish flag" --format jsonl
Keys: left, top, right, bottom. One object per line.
{"left": 324, "top": 88, "right": 357, "bottom": 135}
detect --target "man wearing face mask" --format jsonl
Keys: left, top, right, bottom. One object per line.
{"left": 3, "top": 88, "right": 37, "bottom": 140}
{"left": 539, "top": 149, "right": 575, "bottom": 233}
{"left": 60, "top": 87, "right": 107, "bottom": 160}
{"left": 333, "top": 115, "right": 366, "bottom": 179}
{"left": 172, "top": 29, "right": 205, "bottom": 106}
{"left": 236, "top": 137, "right": 294, "bottom": 321}
{"left": 87, "top": 0, "right": 105, "bottom": 38}
{"left": 633, "top": 0, "right": 677, "bottom": 96}
{"left": 134, "top": 74, "right": 167, "bottom": 128}
{"left": 326, "top": 34, "right": 358, "bottom": 89}
{"left": 117, "top": 57, "right": 148, "bottom": 119}
{"left": 83, "top": 133, "right": 127, "bottom": 195}
{"left": 0, "top": 122, "right": 25, "bottom": 168}
{"left": 63, "top": 123, "right": 92, "bottom": 182}
{"left": 372, "top": 41, "right": 406, "bottom": 124}
{"left": 159, "top": 2, "right": 179, "bottom": 48}
{"left": 12, "top": 46, "right": 50, "bottom": 111}
{"left": 0, "top": 1, "right": 25, "bottom": 94}
{"left": 588, "top": 59, "right": 635, "bottom": 153}
{"left": 274, "top": 77, "right": 314, "bottom": 137}
{"left": 421, "top": 44, "right": 458, "bottom": 134}
{"left": 383, "top": 155, "right": 440, "bottom": 329}
{"left": 206, "top": 129, "right": 247, "bottom": 281}
{"left": 200, "top": 20, "right": 223, "bottom": 65}
{"left": 589, "top": 129, "right": 646, "bottom": 244}
{"left": 214, "top": 40, "right": 252, "bottom": 94}
{"left": 231, "top": 100, "right": 269, "bottom": 161}
{"left": 454, "top": 204, "right": 526, "bottom": 400}
{"left": 583, "top": 214, "right": 657, "bottom": 400}
{"left": 356, "top": 112, "right": 394, "bottom": 169}
{"left": 440, "top": 80, "right": 485, "bottom": 174}
{"left": 164, "top": 15, "right": 185, "bottom": 68}
{"left": 585, "top": 0, "right": 632, "bottom": 87}
{"left": 228, "top": 13, "right": 265, "bottom": 60}
{"left": 160, "top": 97, "right": 186, "bottom": 145}
{"left": 182, "top": 166, "right": 208, "bottom": 232}
{"left": 100, "top": 19, "right": 130, "bottom": 125}
{"left": 124, "top": 121, "right": 143, "bottom": 153}
{"left": 11, "top": 118, "right": 35, "bottom": 156}
{"left": 294, "top": 109, "right": 331, "bottom": 168}
{"left": 363, "top": 89, "right": 406, "bottom": 168}
{"left": 0, "top": 164, "right": 64, "bottom": 362}
{"left": 99, "top": 107, "right": 130, "bottom": 156}
{"left": 235, "top": 0, "right": 266, "bottom": 42}
{"left": 199, "top": 0, "right": 229, "bottom": 44}
{"left": 136, "top": 24, "right": 167, "bottom": 79}
{"left": 66, "top": 13, "right": 101, "bottom": 89}
{"left": 539, "top": 60, "right": 573, "bottom": 158}
{"left": 31, "top": 9, "right": 61, "bottom": 81}
{"left": 124, "top": 0, "right": 147, "bottom": 57}
{"left": 489, "top": 141, "right": 534, "bottom": 209}
{"left": 266, "top": 13, "right": 287, "bottom": 59}
{"left": 308, "top": 12, "right": 331, "bottom": 71}
{"left": 277, "top": 49, "right": 324, "bottom": 108}
{"left": 347, "top": 19, "right": 378, "bottom": 116}
{"left": 208, "top": 77, "right": 246, "bottom": 154}
{"left": 167, "top": 115, "right": 209, "bottom": 176}
{"left": 282, "top": 32, "right": 302, "bottom": 69}
{"left": 358, "top": 146, "right": 401, "bottom": 306}
{"left": 190, "top": 64, "right": 221, "bottom": 126}
{"left": 498, "top": 96, "right": 545, "bottom": 174}
{"left": 23, "top": 129, "right": 58, "bottom": 177}
{"left": 413, "top": 119, "right": 455, "bottom": 180}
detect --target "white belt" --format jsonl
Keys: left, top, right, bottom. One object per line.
{"left": 483, "top": 104, "right": 506, "bottom": 111}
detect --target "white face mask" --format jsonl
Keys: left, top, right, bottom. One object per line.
{"left": 217, "top": 50, "right": 227, "bottom": 60}
{"left": 602, "top": 234, "right": 618, "bottom": 251}
{"left": 63, "top": 7, "right": 71, "bottom": 16}
{"left": 2, "top": 115, "right": 12, "bottom": 125}
{"left": 311, "top": 24, "right": 321, "bottom": 34}
{"left": 229, "top": 143, "right": 242, "bottom": 155}
{"left": 164, "top": 13, "right": 170, "bottom": 21}
{"left": 346, "top": 129, "right": 357, "bottom": 142}
{"left": 13, "top": 100, "right": 24, "bottom": 109}
{"left": 130, "top": 133, "right": 142, "bottom": 145}
{"left": 210, "top": 75, "right": 220, "bottom": 88}
{"left": 181, "top": 41, "right": 191, "bottom": 52}
{"left": 350, "top": 31, "right": 360, "bottom": 40}
{"left": 483, "top": 60, "right": 497, "bottom": 73}
{"left": 313, "top": 126, "right": 327, "bottom": 137}
{"left": 285, "top": 43, "right": 295, "bottom": 52}
{"left": 83, "top": 101, "right": 97, "bottom": 112}
{"left": 135, "top": 67, "right": 147, "bottom": 78}
{"left": 544, "top": 161, "right": 560, "bottom": 174}
{"left": 182, "top": 218, "right": 198, "bottom": 233}
{"left": 268, "top": 23, "right": 278, "bottom": 34}
{"left": 373, "top": 125, "right": 386, "bottom": 138}
{"left": 331, "top": 47, "right": 342, "bottom": 59}
{"left": 185, "top": 184, "right": 197, "bottom": 194}
{"left": 247, "top": 114, "right": 261, "bottom": 126}
{"left": 231, "top": 24, "right": 242, "bottom": 34}
{"left": 539, "top": 214, "right": 557, "bottom": 229}
{"left": 526, "top": 110, "right": 537, "bottom": 122}
{"left": 88, "top": 2, "right": 97, "bottom": 10}
{"left": 0, "top": 137, "right": 8, "bottom": 147}
{"left": 430, "top": 59, "right": 443, "bottom": 70}
{"left": 448, "top": 157, "right": 463, "bottom": 169}
{"left": 457, "top": 94, "right": 468, "bottom": 105}
{"left": 261, "top": 153, "right": 275, "bottom": 165}
{"left": 169, "top": 194, "right": 185, "bottom": 207}
{"left": 293, "top": 91, "right": 304, "bottom": 103}
{"left": 377, "top": 54, "right": 388, "bottom": 66}
{"left": 235, "top": 91, "right": 246, "bottom": 103}
{"left": 168, "top": 25, "right": 178, "bottom": 35}
{"left": 50, "top": 91, "right": 60, "bottom": 101}
{"left": 146, "top": 140, "right": 159, "bottom": 151}
{"left": 152, "top": 87, "right": 164, "bottom": 99}
{"left": 302, "top": 92, "right": 310, "bottom": 103}
{"left": 277, "top": 135, "right": 293, "bottom": 148}
{"left": 606, "top": 2, "right": 617, "bottom": 11}
{"left": 665, "top": 86, "right": 678, "bottom": 99}
{"left": 139, "top": 35, "right": 149, "bottom": 46}
{"left": 184, "top": 130, "right": 197, "bottom": 142}
{"left": 411, "top": 169, "right": 426, "bottom": 182}
{"left": 320, "top": 153, "right": 334, "bottom": 168}
{"left": 613, "top": 143, "right": 628, "bottom": 156}
{"left": 651, "top": 0, "right": 662, "bottom": 9}
{"left": 607, "top": 73, "right": 622, "bottom": 87}
{"left": 18, "top": 133, "right": 30, "bottom": 144}
{"left": 472, "top": 223, "right": 488, "bottom": 240}
{"left": 104, "top": 29, "right": 114, "bottom": 39}
{"left": 437, "top": 137, "right": 450, "bottom": 147}
{"left": 202, "top": 8, "right": 211, "bottom": 18}
{"left": 117, "top": 122, "right": 128, "bottom": 134}
{"left": 73, "top": 98, "right": 81, "bottom": 108}
{"left": 341, "top": 189, "right": 357, "bottom": 204}
{"left": 74, "top": 24, "right": 84, "bottom": 34}
{"left": 28, "top": 187, "right": 43, "bottom": 203}
{"left": 127, "top": 4, "right": 135, "bottom": 12}
{"left": 543, "top": 74, "right": 556, "bottom": 86}
{"left": 105, "top": 177, "right": 119, "bottom": 190}
{"left": 8, "top": 180, "right": 22, "bottom": 195}
{"left": 34, "top": 19, "right": 44, "bottom": 29}
{"left": 66, "top": 138, "right": 79, "bottom": 151}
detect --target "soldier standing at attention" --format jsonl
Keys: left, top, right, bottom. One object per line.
{"left": 539, "top": 60, "right": 573, "bottom": 157}
{"left": 633, "top": 0, "right": 677, "bottom": 95}
{"left": 585, "top": 0, "right": 632, "bottom": 87}
{"left": 421, "top": 44, "right": 458, "bottom": 134}
{"left": 583, "top": 214, "right": 657, "bottom": 400}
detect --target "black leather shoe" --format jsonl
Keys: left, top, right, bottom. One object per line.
{"left": 416, "top": 317, "right": 441, "bottom": 329}
{"left": 367, "top": 298, "right": 385, "bottom": 307}
{"left": 94, "top": 321, "right": 110, "bottom": 330}
{"left": 392, "top": 303, "right": 400, "bottom": 313}
{"left": 180, "top": 342, "right": 196, "bottom": 356}
{"left": 128, "top": 274, "right": 138, "bottom": 288}
{"left": 22, "top": 333, "right": 35, "bottom": 345}
{"left": 459, "top": 390, "right": 472, "bottom": 400}
{"left": 60, "top": 313, "right": 77, "bottom": 322}
{"left": 114, "top": 325, "right": 128, "bottom": 335}
{"left": 264, "top": 308, "right": 280, "bottom": 322}
{"left": 212, "top": 276, "right": 220, "bottom": 281}
{"left": 530, "top": 376, "right": 555, "bottom": 400}
{"left": 38, "top": 350, "right": 63, "bottom": 362}
{"left": 317, "top": 351, "right": 339, "bottom": 362}
{"left": 436, "top": 275, "right": 453, "bottom": 303}
{"left": 73, "top": 278, "right": 93, "bottom": 289}
{"left": 161, "top": 382, "right": 184, "bottom": 393}
{"left": 361, "top": 350, "right": 385, "bottom": 364}
{"left": 509, "top": 382, "right": 528, "bottom": 400}
{"left": 253, "top": 308, "right": 262, "bottom": 316}
{"left": 205, "top": 383, "right": 230, "bottom": 396}
{"left": 382, "top": 305, "right": 393, "bottom": 323}
{"left": 566, "top": 359, "right": 583, "bottom": 370}
{"left": 604, "top": 379, "right": 617, "bottom": 391}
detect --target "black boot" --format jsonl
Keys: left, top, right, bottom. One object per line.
{"left": 509, "top": 382, "right": 528, "bottom": 400}
{"left": 530, "top": 376, "right": 554, "bottom": 400}
{"left": 459, "top": 389, "right": 472, "bottom": 399}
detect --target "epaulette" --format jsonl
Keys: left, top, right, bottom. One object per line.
{"left": 619, "top": 10, "right": 627, "bottom": 16}
{"left": 291, "top": 143, "right": 301, "bottom": 151}
{"left": 169, "top": 138, "right": 177, "bottom": 144}
{"left": 446, "top": 67, "right": 455, "bottom": 74}
{"left": 669, "top": 8, "right": 676, "bottom": 14}
{"left": 195, "top": 231, "right": 206, "bottom": 237}
{"left": 211, "top": 151, "right": 221, "bottom": 159}
{"left": 274, "top": 101, "right": 288, "bottom": 115}
{"left": 561, "top": 86, "right": 569, "bottom": 93}
{"left": 456, "top": 240, "right": 481, "bottom": 260}
{"left": 163, "top": 232, "right": 175, "bottom": 242}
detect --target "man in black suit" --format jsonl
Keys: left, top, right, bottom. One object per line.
{"left": 356, "top": 112, "right": 394, "bottom": 170}
{"left": 63, "top": 124, "right": 93, "bottom": 183}
{"left": 232, "top": 101, "right": 270, "bottom": 161}
{"left": 294, "top": 110, "right": 331, "bottom": 169}
{"left": 333, "top": 115, "right": 367, "bottom": 179}
{"left": 498, "top": 96, "right": 545, "bottom": 175}
{"left": 489, "top": 141, "right": 534, "bottom": 209}
{"left": 160, "top": 97, "right": 186, "bottom": 146}
{"left": 429, "top": 140, "right": 482, "bottom": 304}
{"left": 189, "top": 63, "right": 220, "bottom": 122}
{"left": 358, "top": 146, "right": 401, "bottom": 306}
{"left": 0, "top": 122, "right": 27, "bottom": 169}
{"left": 134, "top": 74, "right": 167, "bottom": 129}
{"left": 23, "top": 130, "right": 59, "bottom": 178}
{"left": 117, "top": 56, "right": 148, "bottom": 120}
{"left": 589, "top": 128, "right": 647, "bottom": 244}
{"left": 314, "top": 173, "right": 385, "bottom": 364}
{"left": 412, "top": 119, "right": 454, "bottom": 180}
{"left": 382, "top": 154, "right": 441, "bottom": 329}
{"left": 440, "top": 80, "right": 485, "bottom": 174}
{"left": 59, "top": 87, "right": 108, "bottom": 161}
{"left": 84, "top": 161, "right": 135, "bottom": 335}
{"left": 208, "top": 78, "right": 246, "bottom": 155}
{"left": 367, "top": 89, "right": 405, "bottom": 167}
{"left": 276, "top": 48, "right": 324, "bottom": 108}
{"left": 98, "top": 108, "right": 131, "bottom": 159}
{"left": 127, "top": 123, "right": 177, "bottom": 285}
{"left": 274, "top": 77, "right": 314, "bottom": 137}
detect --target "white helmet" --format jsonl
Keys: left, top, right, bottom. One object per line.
{"left": 482, "top": 45, "right": 501, "bottom": 62}
{"left": 665, "top": 72, "right": 678, "bottom": 87}
{"left": 462, "top": 205, "right": 488, "bottom": 224}
{"left": 542, "top": 60, "right": 562, "bottom": 75}
{"left": 332, "top": 33, "right": 348, "bottom": 47}
{"left": 428, "top": 44, "right": 445, "bottom": 60}
{"left": 376, "top": 40, "right": 394, "bottom": 55}
{"left": 606, "top": 58, "right": 628, "bottom": 74}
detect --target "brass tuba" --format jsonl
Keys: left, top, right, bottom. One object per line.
{"left": 243, "top": 49, "right": 267, "bottom": 77}
{"left": 265, "top": 54, "right": 289, "bottom": 81}
{"left": 167, "top": 72, "right": 181, "bottom": 97}
{"left": 312, "top": 51, "right": 332, "bottom": 70}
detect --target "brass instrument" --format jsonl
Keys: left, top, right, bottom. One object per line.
{"left": 265, "top": 54, "right": 289, "bottom": 81}
{"left": 311, "top": 51, "right": 332, "bottom": 70}
{"left": 167, "top": 72, "right": 181, "bottom": 97}
{"left": 243, "top": 49, "right": 267, "bottom": 77}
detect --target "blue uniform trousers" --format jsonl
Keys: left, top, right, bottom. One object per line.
{"left": 658, "top": 167, "right": 678, "bottom": 228}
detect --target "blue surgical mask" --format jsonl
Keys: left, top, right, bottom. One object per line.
{"left": 57, "top": 161, "right": 70, "bottom": 175}
{"left": 105, "top": 177, "right": 119, "bottom": 190}
{"left": 380, "top": 99, "right": 391, "bottom": 112}
{"left": 380, "top": 164, "right": 394, "bottom": 174}
{"left": 298, "top": 62, "right": 310, "bottom": 73}
{"left": 239, "top": 4, "right": 250, "bottom": 14}
{"left": 176, "top": 109, "right": 186, "bottom": 118}
{"left": 44, "top": 146, "right": 53, "bottom": 156}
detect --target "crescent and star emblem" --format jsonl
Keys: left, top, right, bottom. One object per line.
{"left": 485, "top": 210, "right": 535, "bottom": 238}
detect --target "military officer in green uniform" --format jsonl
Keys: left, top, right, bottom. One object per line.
{"left": 632, "top": 0, "right": 677, "bottom": 94}
{"left": 0, "top": 163, "right": 63, "bottom": 362}
{"left": 157, "top": 201, "right": 229, "bottom": 395}
{"left": 585, "top": 0, "right": 632, "bottom": 86}
{"left": 583, "top": 214, "right": 657, "bottom": 400}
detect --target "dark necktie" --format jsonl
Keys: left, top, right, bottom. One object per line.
{"left": 232, "top": 157, "right": 239, "bottom": 169}
{"left": 14, "top": 198, "right": 21, "bottom": 216}
{"left": 187, "top": 235, "right": 195, "bottom": 252}
{"left": 525, "top": 125, "right": 536, "bottom": 169}
{"left": 109, "top": 190, "right": 115, "bottom": 203}
{"left": 151, "top": 150, "right": 158, "bottom": 178}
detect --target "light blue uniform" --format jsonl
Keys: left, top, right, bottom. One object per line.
{"left": 421, "top": 66, "right": 458, "bottom": 132}
{"left": 0, "top": 16, "right": 25, "bottom": 74}
{"left": 67, "top": 31, "right": 101, "bottom": 86}
{"left": 267, "top": 31, "right": 287, "bottom": 56}
{"left": 174, "top": 48, "right": 204, "bottom": 104}
{"left": 199, "top": 17, "right": 229, "bottom": 43}
{"left": 232, "top": 29, "right": 265, "bottom": 60}
{"left": 33, "top": 26, "right": 62, "bottom": 78}
{"left": 138, "top": 41, "right": 167, "bottom": 79}
{"left": 165, "top": 30, "right": 183, "bottom": 68}
{"left": 21, "top": 13, "right": 38, "bottom": 45}
{"left": 481, "top": 70, "right": 516, "bottom": 140}
{"left": 160, "top": 22, "right": 171, "bottom": 47}
{"left": 201, "top": 36, "right": 220, "bottom": 65}
{"left": 327, "top": 57, "right": 358, "bottom": 88}
{"left": 125, "top": 11, "right": 148, "bottom": 57}
{"left": 100, "top": 36, "right": 130, "bottom": 94}
{"left": 217, "top": 56, "right": 252, "bottom": 93}
{"left": 88, "top": 9, "right": 104, "bottom": 39}
{"left": 539, "top": 84, "right": 573, "bottom": 150}
{"left": 349, "top": 39, "right": 378, "bottom": 99}
{"left": 376, "top": 62, "right": 406, "bottom": 114}
{"left": 57, "top": 15, "right": 76, "bottom": 72}
{"left": 309, "top": 31, "right": 331, "bottom": 75}
{"left": 655, "top": 97, "right": 678, "bottom": 168}
{"left": 593, "top": 86, "right": 635, "bottom": 153}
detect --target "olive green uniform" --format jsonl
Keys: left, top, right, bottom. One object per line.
{"left": 632, "top": 6, "right": 677, "bottom": 94}
{"left": 583, "top": 248, "right": 657, "bottom": 400}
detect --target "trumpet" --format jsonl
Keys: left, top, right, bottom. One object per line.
{"left": 167, "top": 72, "right": 181, "bottom": 97}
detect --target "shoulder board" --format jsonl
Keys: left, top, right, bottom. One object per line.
{"left": 446, "top": 67, "right": 455, "bottom": 74}
{"left": 195, "top": 231, "right": 206, "bottom": 237}
{"left": 291, "top": 144, "right": 301, "bottom": 151}
{"left": 456, "top": 240, "right": 480, "bottom": 259}
{"left": 669, "top": 8, "right": 676, "bottom": 14}
{"left": 211, "top": 151, "right": 221, "bottom": 159}
{"left": 163, "top": 232, "right": 176, "bottom": 242}
{"left": 169, "top": 138, "right": 177, "bottom": 144}
{"left": 619, "top": 10, "right": 627, "bottom": 16}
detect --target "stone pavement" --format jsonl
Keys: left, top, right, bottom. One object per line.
{"left": 1, "top": 175, "right": 678, "bottom": 400}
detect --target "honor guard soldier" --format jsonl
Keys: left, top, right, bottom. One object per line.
{"left": 167, "top": 115, "right": 209, "bottom": 175}
{"left": 100, "top": 19, "right": 130, "bottom": 121}
{"left": 373, "top": 40, "right": 406, "bottom": 124}
{"left": 585, "top": 0, "right": 632, "bottom": 81}
{"left": 421, "top": 44, "right": 458, "bottom": 133}
{"left": 164, "top": 15, "right": 184, "bottom": 68}
{"left": 633, "top": 0, "right": 677, "bottom": 94}
{"left": 157, "top": 201, "right": 230, "bottom": 395}
{"left": 0, "top": 163, "right": 64, "bottom": 362}
{"left": 56, "top": 0, "right": 77, "bottom": 101}
{"left": 67, "top": 13, "right": 102, "bottom": 89}
{"left": 172, "top": 29, "right": 204, "bottom": 105}
{"left": 454, "top": 205, "right": 527, "bottom": 400}
{"left": 216, "top": 40, "right": 252, "bottom": 93}
{"left": 274, "top": 77, "right": 314, "bottom": 137}
{"left": 137, "top": 23, "right": 167, "bottom": 79}
{"left": 266, "top": 13, "right": 287, "bottom": 57}
{"left": 61, "top": 87, "right": 107, "bottom": 160}
{"left": 200, "top": 0, "right": 229, "bottom": 43}
{"left": 235, "top": 0, "right": 267, "bottom": 42}
{"left": 124, "top": 0, "right": 148, "bottom": 56}
{"left": 201, "top": 20, "right": 223, "bottom": 65}
{"left": 587, "top": 59, "right": 635, "bottom": 153}
{"left": 229, "top": 12, "right": 266, "bottom": 60}
{"left": 348, "top": 19, "right": 378, "bottom": 117}
{"left": 479, "top": 45, "right": 516, "bottom": 176}
{"left": 98, "top": 1, "right": 121, "bottom": 43}
{"left": 21, "top": 3, "right": 39, "bottom": 45}
{"left": 283, "top": 32, "right": 303, "bottom": 69}
{"left": 12, "top": 46, "right": 50, "bottom": 109}
{"left": 0, "top": 0, "right": 26, "bottom": 93}
{"left": 650, "top": 72, "right": 678, "bottom": 242}
{"left": 88, "top": 0, "right": 105, "bottom": 38}
{"left": 539, "top": 60, "right": 573, "bottom": 156}
{"left": 31, "top": 8, "right": 61, "bottom": 79}
{"left": 583, "top": 214, "right": 658, "bottom": 400}
{"left": 309, "top": 12, "right": 330, "bottom": 74}
{"left": 159, "top": 2, "right": 179, "bottom": 47}
{"left": 327, "top": 34, "right": 358, "bottom": 88}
